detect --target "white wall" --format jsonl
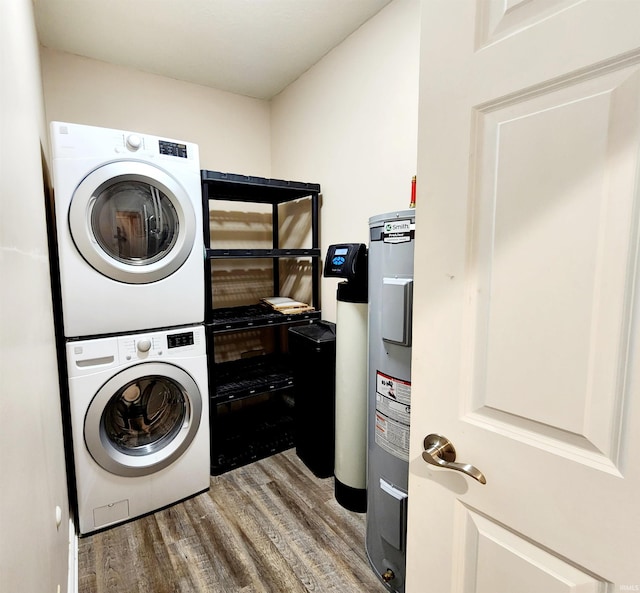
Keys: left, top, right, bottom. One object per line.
{"left": 271, "top": 0, "right": 420, "bottom": 322}
{"left": 40, "top": 48, "right": 272, "bottom": 176}
{"left": 0, "top": 2, "right": 71, "bottom": 592}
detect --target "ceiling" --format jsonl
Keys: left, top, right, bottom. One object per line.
{"left": 33, "top": 0, "right": 393, "bottom": 100}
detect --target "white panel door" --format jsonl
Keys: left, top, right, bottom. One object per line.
{"left": 406, "top": 1, "right": 640, "bottom": 590}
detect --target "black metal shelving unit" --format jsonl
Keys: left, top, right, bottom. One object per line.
{"left": 202, "top": 170, "right": 321, "bottom": 475}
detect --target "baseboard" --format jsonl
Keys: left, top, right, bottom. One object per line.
{"left": 67, "top": 518, "right": 78, "bottom": 593}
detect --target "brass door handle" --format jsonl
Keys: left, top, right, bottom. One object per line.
{"left": 422, "top": 434, "right": 487, "bottom": 484}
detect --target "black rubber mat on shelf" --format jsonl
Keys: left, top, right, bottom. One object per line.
{"left": 211, "top": 304, "right": 281, "bottom": 326}
{"left": 213, "top": 354, "right": 294, "bottom": 401}
{"left": 210, "top": 400, "right": 295, "bottom": 475}
{"left": 210, "top": 304, "right": 320, "bottom": 332}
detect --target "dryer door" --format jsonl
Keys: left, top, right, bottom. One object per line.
{"left": 84, "top": 361, "right": 202, "bottom": 477}
{"left": 68, "top": 160, "right": 197, "bottom": 284}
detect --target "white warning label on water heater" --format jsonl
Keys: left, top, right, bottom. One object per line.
{"left": 382, "top": 219, "right": 415, "bottom": 244}
{"left": 375, "top": 371, "right": 411, "bottom": 461}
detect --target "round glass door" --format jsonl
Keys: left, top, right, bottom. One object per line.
{"left": 91, "top": 180, "right": 179, "bottom": 266}
{"left": 69, "top": 161, "right": 196, "bottom": 284}
{"left": 84, "top": 362, "right": 202, "bottom": 477}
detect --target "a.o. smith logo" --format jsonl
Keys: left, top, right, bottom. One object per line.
{"left": 385, "top": 221, "right": 411, "bottom": 233}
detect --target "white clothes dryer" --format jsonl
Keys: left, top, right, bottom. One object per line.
{"left": 66, "top": 324, "right": 210, "bottom": 535}
{"left": 50, "top": 121, "right": 205, "bottom": 338}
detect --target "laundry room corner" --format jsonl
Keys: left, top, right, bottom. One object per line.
{"left": 39, "top": 47, "right": 273, "bottom": 178}
{"left": 270, "top": 0, "right": 420, "bottom": 324}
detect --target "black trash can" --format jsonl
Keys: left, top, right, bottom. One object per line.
{"left": 288, "top": 321, "right": 336, "bottom": 478}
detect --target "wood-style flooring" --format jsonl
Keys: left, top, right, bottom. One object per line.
{"left": 78, "top": 449, "right": 388, "bottom": 593}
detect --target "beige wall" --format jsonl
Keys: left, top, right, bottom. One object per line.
{"left": 271, "top": 0, "right": 420, "bottom": 322}
{"left": 0, "top": 1, "right": 71, "bottom": 592}
{"left": 40, "top": 48, "right": 272, "bottom": 176}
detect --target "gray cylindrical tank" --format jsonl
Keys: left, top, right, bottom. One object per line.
{"left": 366, "top": 210, "right": 415, "bottom": 593}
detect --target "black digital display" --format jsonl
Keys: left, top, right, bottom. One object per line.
{"left": 167, "top": 331, "right": 194, "bottom": 349}
{"left": 159, "top": 140, "right": 188, "bottom": 158}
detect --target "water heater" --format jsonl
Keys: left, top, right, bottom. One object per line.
{"left": 366, "top": 210, "right": 415, "bottom": 593}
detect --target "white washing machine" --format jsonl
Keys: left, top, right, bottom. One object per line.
{"left": 66, "top": 324, "right": 210, "bottom": 535}
{"left": 50, "top": 121, "right": 205, "bottom": 339}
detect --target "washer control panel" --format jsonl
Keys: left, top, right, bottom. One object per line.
{"left": 167, "top": 331, "right": 195, "bottom": 349}
{"left": 67, "top": 326, "right": 205, "bottom": 377}
{"left": 117, "top": 326, "right": 204, "bottom": 362}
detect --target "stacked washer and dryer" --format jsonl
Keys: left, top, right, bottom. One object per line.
{"left": 50, "top": 122, "right": 210, "bottom": 535}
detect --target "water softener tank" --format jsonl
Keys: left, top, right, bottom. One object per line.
{"left": 324, "top": 243, "right": 368, "bottom": 512}
{"left": 366, "top": 210, "right": 415, "bottom": 593}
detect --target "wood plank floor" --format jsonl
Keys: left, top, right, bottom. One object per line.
{"left": 78, "top": 449, "right": 388, "bottom": 593}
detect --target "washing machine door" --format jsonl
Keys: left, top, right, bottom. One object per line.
{"left": 84, "top": 361, "right": 202, "bottom": 477}
{"left": 68, "top": 160, "right": 197, "bottom": 284}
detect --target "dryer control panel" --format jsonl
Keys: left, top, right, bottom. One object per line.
{"left": 159, "top": 139, "right": 188, "bottom": 158}
{"left": 50, "top": 121, "right": 198, "bottom": 166}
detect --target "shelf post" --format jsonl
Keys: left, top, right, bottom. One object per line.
{"left": 312, "top": 191, "right": 320, "bottom": 309}
{"left": 272, "top": 201, "right": 280, "bottom": 297}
